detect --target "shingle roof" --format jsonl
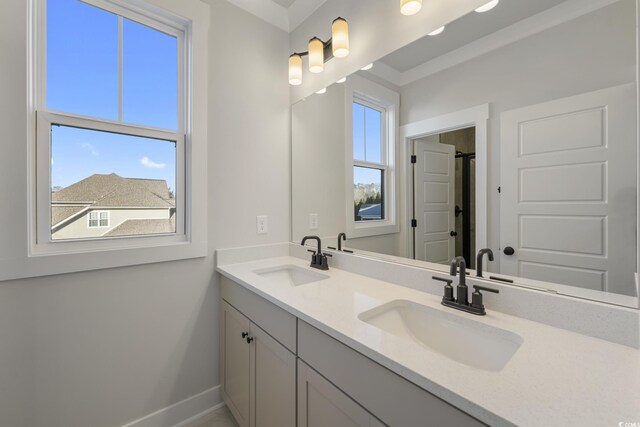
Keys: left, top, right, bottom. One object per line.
{"left": 103, "top": 218, "right": 176, "bottom": 237}
{"left": 51, "top": 205, "right": 88, "bottom": 226}
{"left": 53, "top": 173, "right": 173, "bottom": 208}
{"left": 51, "top": 174, "right": 174, "bottom": 226}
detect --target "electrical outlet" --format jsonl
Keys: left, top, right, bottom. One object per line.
{"left": 256, "top": 215, "right": 268, "bottom": 235}
{"left": 309, "top": 213, "right": 318, "bottom": 230}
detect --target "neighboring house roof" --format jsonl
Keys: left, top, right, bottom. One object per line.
{"left": 104, "top": 218, "right": 176, "bottom": 237}
{"left": 53, "top": 173, "right": 173, "bottom": 207}
{"left": 51, "top": 205, "right": 88, "bottom": 226}
{"left": 52, "top": 173, "right": 175, "bottom": 229}
{"left": 357, "top": 204, "right": 382, "bottom": 219}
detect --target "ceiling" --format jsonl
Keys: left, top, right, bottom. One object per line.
{"left": 380, "top": 0, "right": 568, "bottom": 72}
{"left": 365, "top": 0, "right": 621, "bottom": 86}
{"left": 225, "top": 0, "right": 326, "bottom": 32}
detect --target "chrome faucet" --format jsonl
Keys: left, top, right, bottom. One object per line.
{"left": 301, "top": 235, "right": 331, "bottom": 270}
{"left": 434, "top": 256, "right": 499, "bottom": 315}
{"left": 476, "top": 248, "right": 494, "bottom": 278}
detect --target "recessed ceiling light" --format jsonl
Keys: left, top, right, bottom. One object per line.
{"left": 336, "top": 77, "right": 347, "bottom": 83}
{"left": 428, "top": 26, "right": 445, "bottom": 36}
{"left": 361, "top": 63, "right": 373, "bottom": 71}
{"left": 475, "top": 0, "right": 499, "bottom": 13}
{"left": 315, "top": 88, "right": 327, "bottom": 94}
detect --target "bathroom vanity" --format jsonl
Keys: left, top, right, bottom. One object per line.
{"left": 216, "top": 244, "right": 640, "bottom": 427}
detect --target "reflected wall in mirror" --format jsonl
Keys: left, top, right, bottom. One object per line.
{"left": 292, "top": 0, "right": 639, "bottom": 306}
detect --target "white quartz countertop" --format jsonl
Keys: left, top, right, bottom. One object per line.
{"left": 217, "top": 256, "right": 640, "bottom": 427}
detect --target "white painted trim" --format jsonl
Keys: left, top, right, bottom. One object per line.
{"left": 120, "top": 386, "right": 223, "bottom": 427}
{"left": 344, "top": 75, "right": 401, "bottom": 239}
{"left": 371, "top": 0, "right": 622, "bottom": 87}
{"left": 400, "top": 104, "right": 489, "bottom": 260}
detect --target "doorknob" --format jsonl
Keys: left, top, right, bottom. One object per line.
{"left": 503, "top": 246, "right": 515, "bottom": 256}
{"left": 450, "top": 231, "right": 457, "bottom": 237}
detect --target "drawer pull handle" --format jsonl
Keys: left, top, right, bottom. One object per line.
{"left": 241, "top": 332, "right": 249, "bottom": 338}
{"left": 246, "top": 336, "right": 254, "bottom": 344}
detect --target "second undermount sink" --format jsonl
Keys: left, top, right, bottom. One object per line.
{"left": 358, "top": 300, "right": 523, "bottom": 372}
{"left": 253, "top": 264, "right": 329, "bottom": 287}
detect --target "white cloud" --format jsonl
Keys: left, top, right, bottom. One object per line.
{"left": 140, "top": 157, "right": 167, "bottom": 169}
{"left": 79, "top": 142, "right": 99, "bottom": 156}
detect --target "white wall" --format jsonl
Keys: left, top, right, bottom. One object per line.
{"left": 400, "top": 0, "right": 636, "bottom": 271}
{"left": 0, "top": 0, "right": 290, "bottom": 426}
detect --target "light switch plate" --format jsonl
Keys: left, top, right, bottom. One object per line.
{"left": 309, "top": 213, "right": 318, "bottom": 230}
{"left": 256, "top": 215, "right": 268, "bottom": 234}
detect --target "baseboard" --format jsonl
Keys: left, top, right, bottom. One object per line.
{"left": 121, "top": 385, "right": 223, "bottom": 427}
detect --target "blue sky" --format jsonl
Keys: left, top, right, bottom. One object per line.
{"left": 353, "top": 102, "right": 382, "bottom": 186}
{"left": 47, "top": 0, "right": 177, "bottom": 190}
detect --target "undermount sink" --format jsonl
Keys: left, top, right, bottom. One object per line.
{"left": 358, "top": 300, "right": 523, "bottom": 372}
{"left": 253, "top": 264, "right": 329, "bottom": 287}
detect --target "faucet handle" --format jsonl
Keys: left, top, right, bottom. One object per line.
{"left": 470, "top": 285, "right": 499, "bottom": 314}
{"left": 473, "top": 285, "right": 499, "bottom": 294}
{"left": 433, "top": 276, "right": 455, "bottom": 302}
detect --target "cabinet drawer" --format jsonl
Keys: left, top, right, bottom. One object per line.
{"left": 221, "top": 276, "right": 297, "bottom": 353}
{"left": 298, "top": 321, "right": 485, "bottom": 427}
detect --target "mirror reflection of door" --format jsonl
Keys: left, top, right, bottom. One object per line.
{"left": 413, "top": 128, "right": 476, "bottom": 267}
{"left": 501, "top": 84, "right": 637, "bottom": 295}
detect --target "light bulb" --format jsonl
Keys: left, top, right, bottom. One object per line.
{"left": 475, "top": 0, "right": 499, "bottom": 13}
{"left": 361, "top": 63, "right": 373, "bottom": 71}
{"left": 332, "top": 18, "right": 349, "bottom": 58}
{"left": 428, "top": 26, "right": 445, "bottom": 36}
{"left": 288, "top": 54, "right": 302, "bottom": 85}
{"left": 316, "top": 87, "right": 327, "bottom": 94}
{"left": 308, "top": 37, "right": 324, "bottom": 73}
{"left": 336, "top": 77, "right": 347, "bottom": 83}
{"left": 400, "top": 0, "right": 422, "bottom": 16}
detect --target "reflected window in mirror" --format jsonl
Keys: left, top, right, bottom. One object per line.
{"left": 353, "top": 100, "right": 387, "bottom": 222}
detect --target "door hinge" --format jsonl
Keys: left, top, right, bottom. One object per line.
{"left": 410, "top": 155, "right": 417, "bottom": 164}
{"left": 411, "top": 219, "right": 417, "bottom": 228}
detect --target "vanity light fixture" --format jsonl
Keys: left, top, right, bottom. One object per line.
{"left": 336, "top": 77, "right": 347, "bottom": 83}
{"left": 288, "top": 17, "right": 350, "bottom": 85}
{"left": 315, "top": 87, "right": 327, "bottom": 94}
{"left": 475, "top": 0, "right": 499, "bottom": 13}
{"left": 428, "top": 26, "right": 445, "bottom": 36}
{"left": 289, "top": 54, "right": 303, "bottom": 85}
{"left": 400, "top": 0, "right": 422, "bottom": 16}
{"left": 361, "top": 63, "right": 373, "bottom": 71}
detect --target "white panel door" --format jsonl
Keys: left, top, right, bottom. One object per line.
{"left": 414, "top": 139, "right": 456, "bottom": 263}
{"left": 500, "top": 84, "right": 637, "bottom": 295}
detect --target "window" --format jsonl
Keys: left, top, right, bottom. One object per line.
{"left": 344, "top": 76, "right": 399, "bottom": 239}
{"left": 18, "top": 0, "right": 209, "bottom": 280}
{"left": 41, "top": 0, "right": 181, "bottom": 243}
{"left": 88, "top": 211, "right": 110, "bottom": 228}
{"left": 353, "top": 101, "right": 386, "bottom": 222}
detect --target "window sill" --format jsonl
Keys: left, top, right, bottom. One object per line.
{"left": 347, "top": 221, "right": 400, "bottom": 239}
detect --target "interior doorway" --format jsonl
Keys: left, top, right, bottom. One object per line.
{"left": 412, "top": 127, "right": 476, "bottom": 268}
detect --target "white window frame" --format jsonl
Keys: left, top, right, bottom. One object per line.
{"left": 10, "top": 0, "right": 210, "bottom": 281}
{"left": 352, "top": 98, "right": 388, "bottom": 222}
{"left": 344, "top": 75, "right": 400, "bottom": 238}
{"left": 88, "top": 210, "right": 110, "bottom": 228}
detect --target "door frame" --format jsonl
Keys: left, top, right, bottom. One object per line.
{"left": 399, "top": 104, "right": 489, "bottom": 261}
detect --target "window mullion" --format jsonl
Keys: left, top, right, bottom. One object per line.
{"left": 118, "top": 15, "right": 123, "bottom": 122}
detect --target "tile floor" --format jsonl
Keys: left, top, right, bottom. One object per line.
{"left": 185, "top": 405, "right": 239, "bottom": 427}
